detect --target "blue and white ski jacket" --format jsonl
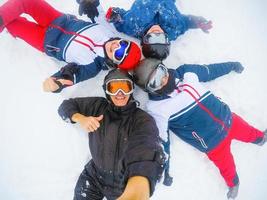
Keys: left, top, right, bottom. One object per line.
{"left": 111, "top": 0, "right": 193, "bottom": 41}
{"left": 146, "top": 62, "right": 239, "bottom": 153}
{"left": 44, "top": 14, "right": 115, "bottom": 84}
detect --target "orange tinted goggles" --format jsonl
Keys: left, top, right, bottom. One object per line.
{"left": 106, "top": 79, "right": 133, "bottom": 95}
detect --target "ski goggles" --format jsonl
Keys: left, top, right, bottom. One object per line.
{"left": 142, "top": 33, "right": 169, "bottom": 45}
{"left": 112, "top": 40, "right": 131, "bottom": 65}
{"left": 105, "top": 79, "right": 134, "bottom": 96}
{"left": 146, "top": 63, "right": 169, "bottom": 92}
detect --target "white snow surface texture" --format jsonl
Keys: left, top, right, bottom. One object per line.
{"left": 0, "top": 0, "right": 267, "bottom": 200}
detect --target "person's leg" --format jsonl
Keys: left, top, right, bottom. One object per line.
{"left": 6, "top": 17, "right": 46, "bottom": 52}
{"left": 74, "top": 168, "right": 104, "bottom": 200}
{"left": 231, "top": 113, "right": 264, "bottom": 144}
{"left": 207, "top": 137, "right": 239, "bottom": 188}
{"left": 0, "top": 0, "right": 62, "bottom": 29}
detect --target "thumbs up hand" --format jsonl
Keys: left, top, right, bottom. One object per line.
{"left": 72, "top": 114, "right": 104, "bottom": 133}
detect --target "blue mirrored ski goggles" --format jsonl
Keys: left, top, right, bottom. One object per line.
{"left": 112, "top": 40, "right": 130, "bottom": 64}
{"left": 146, "top": 63, "right": 169, "bottom": 92}
{"left": 143, "top": 33, "right": 169, "bottom": 45}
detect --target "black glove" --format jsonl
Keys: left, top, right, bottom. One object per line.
{"left": 227, "top": 183, "right": 239, "bottom": 199}
{"left": 52, "top": 63, "right": 79, "bottom": 93}
{"left": 105, "top": 7, "right": 122, "bottom": 23}
{"left": 59, "top": 63, "right": 79, "bottom": 82}
{"left": 163, "top": 172, "right": 173, "bottom": 186}
{"left": 104, "top": 57, "right": 118, "bottom": 69}
{"left": 232, "top": 62, "right": 244, "bottom": 73}
{"left": 76, "top": 0, "right": 100, "bottom": 23}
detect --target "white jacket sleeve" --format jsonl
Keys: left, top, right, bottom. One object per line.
{"left": 147, "top": 111, "right": 169, "bottom": 143}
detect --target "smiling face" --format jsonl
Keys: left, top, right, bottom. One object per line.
{"left": 104, "top": 39, "right": 121, "bottom": 60}
{"left": 161, "top": 74, "right": 169, "bottom": 88}
{"left": 110, "top": 91, "right": 130, "bottom": 107}
{"left": 146, "top": 25, "right": 164, "bottom": 34}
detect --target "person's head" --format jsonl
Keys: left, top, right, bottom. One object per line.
{"left": 103, "top": 69, "right": 134, "bottom": 107}
{"left": 133, "top": 58, "right": 177, "bottom": 95}
{"left": 141, "top": 25, "right": 170, "bottom": 60}
{"left": 104, "top": 38, "right": 141, "bottom": 70}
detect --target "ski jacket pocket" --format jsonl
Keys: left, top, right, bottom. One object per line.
{"left": 192, "top": 131, "right": 208, "bottom": 149}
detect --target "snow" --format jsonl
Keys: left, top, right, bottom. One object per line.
{"left": 0, "top": 0, "right": 266, "bottom": 200}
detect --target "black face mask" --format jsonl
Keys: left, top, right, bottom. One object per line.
{"left": 155, "top": 69, "right": 177, "bottom": 95}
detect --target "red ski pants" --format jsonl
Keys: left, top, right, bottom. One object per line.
{"left": 207, "top": 113, "right": 264, "bottom": 187}
{"left": 0, "top": 0, "right": 62, "bottom": 52}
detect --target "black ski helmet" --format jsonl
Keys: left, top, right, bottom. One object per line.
{"left": 133, "top": 58, "right": 162, "bottom": 91}
{"left": 133, "top": 59, "right": 178, "bottom": 95}
{"left": 103, "top": 69, "right": 134, "bottom": 97}
{"left": 141, "top": 33, "right": 170, "bottom": 60}
{"left": 142, "top": 43, "right": 170, "bottom": 60}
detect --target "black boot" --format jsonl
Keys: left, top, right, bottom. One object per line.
{"left": 227, "top": 183, "right": 239, "bottom": 199}
{"left": 163, "top": 171, "right": 173, "bottom": 186}
{"left": 257, "top": 129, "right": 267, "bottom": 146}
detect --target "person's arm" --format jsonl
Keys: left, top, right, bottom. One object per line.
{"left": 124, "top": 111, "right": 165, "bottom": 197}
{"left": 43, "top": 77, "right": 73, "bottom": 93}
{"left": 106, "top": 0, "right": 173, "bottom": 39}
{"left": 185, "top": 15, "right": 212, "bottom": 33}
{"left": 117, "top": 176, "right": 150, "bottom": 200}
{"left": 105, "top": 7, "right": 126, "bottom": 23}
{"left": 43, "top": 63, "right": 78, "bottom": 93}
{"left": 157, "top": 1, "right": 192, "bottom": 39}
{"left": 44, "top": 57, "right": 105, "bottom": 93}
{"left": 58, "top": 97, "right": 105, "bottom": 123}
{"left": 105, "top": 5, "right": 141, "bottom": 38}
{"left": 175, "top": 62, "right": 244, "bottom": 82}
{"left": 72, "top": 113, "right": 103, "bottom": 132}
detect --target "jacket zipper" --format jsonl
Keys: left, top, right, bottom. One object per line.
{"left": 113, "top": 122, "right": 122, "bottom": 185}
{"left": 192, "top": 131, "right": 208, "bottom": 149}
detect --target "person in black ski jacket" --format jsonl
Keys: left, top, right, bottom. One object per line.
{"left": 58, "top": 69, "right": 165, "bottom": 200}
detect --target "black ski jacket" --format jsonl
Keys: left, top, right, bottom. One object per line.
{"left": 58, "top": 97, "right": 165, "bottom": 198}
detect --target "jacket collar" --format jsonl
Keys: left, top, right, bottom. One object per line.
{"left": 108, "top": 99, "right": 137, "bottom": 114}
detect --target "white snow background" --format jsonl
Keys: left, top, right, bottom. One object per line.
{"left": 0, "top": 0, "right": 267, "bottom": 199}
